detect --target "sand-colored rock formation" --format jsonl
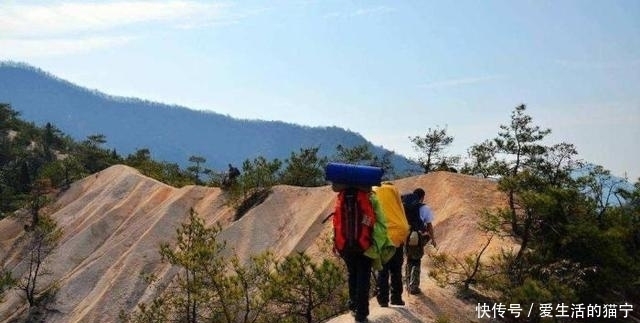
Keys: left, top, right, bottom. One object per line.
{"left": 0, "top": 165, "right": 510, "bottom": 322}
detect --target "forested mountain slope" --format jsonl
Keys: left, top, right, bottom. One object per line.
{"left": 0, "top": 62, "right": 416, "bottom": 173}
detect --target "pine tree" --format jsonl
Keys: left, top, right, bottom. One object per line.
{"left": 409, "top": 126, "right": 455, "bottom": 173}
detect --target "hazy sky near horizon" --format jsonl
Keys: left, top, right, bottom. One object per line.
{"left": 1, "top": 0, "right": 639, "bottom": 180}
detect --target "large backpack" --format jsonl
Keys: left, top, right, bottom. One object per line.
{"left": 401, "top": 193, "right": 430, "bottom": 259}
{"left": 401, "top": 193, "right": 426, "bottom": 233}
{"left": 332, "top": 187, "right": 376, "bottom": 255}
{"left": 373, "top": 184, "right": 409, "bottom": 247}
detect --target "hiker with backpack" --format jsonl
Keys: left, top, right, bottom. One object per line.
{"left": 402, "top": 188, "right": 437, "bottom": 295}
{"left": 330, "top": 186, "right": 395, "bottom": 323}
{"left": 372, "top": 182, "right": 410, "bottom": 307}
{"left": 325, "top": 163, "right": 395, "bottom": 323}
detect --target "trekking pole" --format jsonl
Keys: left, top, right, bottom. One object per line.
{"left": 370, "top": 270, "right": 379, "bottom": 296}
{"left": 321, "top": 212, "right": 335, "bottom": 224}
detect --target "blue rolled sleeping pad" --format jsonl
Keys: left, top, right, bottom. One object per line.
{"left": 325, "top": 162, "right": 384, "bottom": 187}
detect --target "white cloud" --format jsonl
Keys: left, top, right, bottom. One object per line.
{"left": 0, "top": 1, "right": 228, "bottom": 38}
{"left": 0, "top": 1, "right": 233, "bottom": 58}
{"left": 352, "top": 6, "right": 396, "bottom": 16}
{"left": 419, "top": 75, "right": 505, "bottom": 89}
{"left": 325, "top": 5, "right": 395, "bottom": 19}
{"left": 175, "top": 5, "right": 267, "bottom": 29}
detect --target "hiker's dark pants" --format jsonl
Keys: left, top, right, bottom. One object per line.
{"left": 405, "top": 257, "right": 422, "bottom": 293}
{"left": 343, "top": 252, "right": 372, "bottom": 321}
{"left": 376, "top": 245, "right": 404, "bottom": 304}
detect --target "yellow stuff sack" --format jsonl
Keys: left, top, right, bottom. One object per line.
{"left": 373, "top": 183, "right": 410, "bottom": 247}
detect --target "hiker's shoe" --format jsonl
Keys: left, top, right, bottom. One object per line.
{"left": 376, "top": 295, "right": 388, "bottom": 307}
{"left": 390, "top": 299, "right": 405, "bottom": 306}
{"left": 408, "top": 289, "right": 422, "bottom": 295}
{"left": 347, "top": 300, "right": 356, "bottom": 314}
{"left": 355, "top": 317, "right": 369, "bottom": 323}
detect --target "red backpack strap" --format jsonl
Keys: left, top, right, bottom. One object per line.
{"left": 332, "top": 191, "right": 347, "bottom": 252}
{"left": 356, "top": 190, "right": 375, "bottom": 251}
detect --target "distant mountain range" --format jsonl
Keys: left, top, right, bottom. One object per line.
{"left": 0, "top": 62, "right": 418, "bottom": 174}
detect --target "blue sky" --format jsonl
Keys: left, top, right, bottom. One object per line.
{"left": 1, "top": 0, "right": 639, "bottom": 180}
